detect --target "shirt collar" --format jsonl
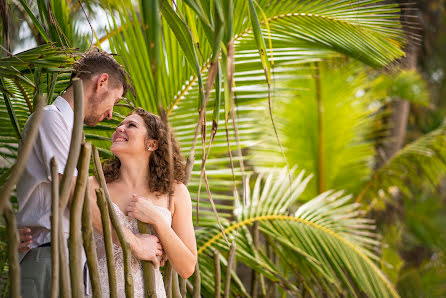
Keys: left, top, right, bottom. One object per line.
{"left": 53, "top": 96, "right": 74, "bottom": 129}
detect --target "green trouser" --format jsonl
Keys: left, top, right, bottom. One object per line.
{"left": 20, "top": 247, "right": 52, "bottom": 298}
{"left": 20, "top": 246, "right": 90, "bottom": 297}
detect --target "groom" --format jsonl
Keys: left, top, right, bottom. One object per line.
{"left": 16, "top": 48, "right": 162, "bottom": 297}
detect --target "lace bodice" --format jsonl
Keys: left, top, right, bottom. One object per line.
{"left": 94, "top": 201, "right": 172, "bottom": 298}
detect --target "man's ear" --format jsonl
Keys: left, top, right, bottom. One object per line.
{"left": 96, "top": 73, "right": 110, "bottom": 91}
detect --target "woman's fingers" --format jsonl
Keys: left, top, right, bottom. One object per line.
{"left": 152, "top": 257, "right": 160, "bottom": 269}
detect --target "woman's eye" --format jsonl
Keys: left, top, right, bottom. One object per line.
{"left": 129, "top": 123, "right": 136, "bottom": 127}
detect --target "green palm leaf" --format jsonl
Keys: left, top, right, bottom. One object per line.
{"left": 197, "top": 169, "right": 397, "bottom": 297}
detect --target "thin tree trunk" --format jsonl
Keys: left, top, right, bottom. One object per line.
{"left": 224, "top": 241, "right": 236, "bottom": 298}
{"left": 4, "top": 204, "right": 20, "bottom": 298}
{"left": 164, "top": 262, "right": 173, "bottom": 298}
{"left": 50, "top": 157, "right": 59, "bottom": 298}
{"left": 315, "top": 62, "right": 324, "bottom": 194}
{"left": 96, "top": 188, "right": 118, "bottom": 298}
{"left": 192, "top": 262, "right": 201, "bottom": 298}
{"left": 91, "top": 147, "right": 134, "bottom": 297}
{"left": 59, "top": 78, "right": 84, "bottom": 298}
{"left": 180, "top": 277, "right": 187, "bottom": 297}
{"left": 214, "top": 249, "right": 221, "bottom": 298}
{"left": 69, "top": 143, "right": 92, "bottom": 298}
{"left": 82, "top": 179, "right": 101, "bottom": 297}
{"left": 172, "top": 272, "right": 181, "bottom": 298}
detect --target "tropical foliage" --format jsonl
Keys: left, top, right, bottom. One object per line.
{"left": 1, "top": 0, "right": 446, "bottom": 297}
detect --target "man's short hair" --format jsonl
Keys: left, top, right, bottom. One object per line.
{"left": 71, "top": 48, "right": 129, "bottom": 97}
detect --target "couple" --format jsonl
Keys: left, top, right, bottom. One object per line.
{"left": 16, "top": 48, "right": 197, "bottom": 297}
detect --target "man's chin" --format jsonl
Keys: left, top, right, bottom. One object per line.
{"left": 84, "top": 115, "right": 102, "bottom": 127}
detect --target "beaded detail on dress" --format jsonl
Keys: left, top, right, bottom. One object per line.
{"left": 94, "top": 202, "right": 172, "bottom": 298}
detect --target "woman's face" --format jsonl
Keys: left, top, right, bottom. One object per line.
{"left": 110, "top": 113, "right": 149, "bottom": 157}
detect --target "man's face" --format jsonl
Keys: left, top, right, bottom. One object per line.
{"left": 84, "top": 75, "right": 124, "bottom": 126}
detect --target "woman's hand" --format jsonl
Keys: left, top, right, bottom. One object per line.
{"left": 18, "top": 227, "right": 32, "bottom": 253}
{"left": 127, "top": 194, "right": 163, "bottom": 226}
{"left": 131, "top": 234, "right": 163, "bottom": 269}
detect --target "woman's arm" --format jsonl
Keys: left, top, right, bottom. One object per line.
{"left": 127, "top": 183, "right": 197, "bottom": 278}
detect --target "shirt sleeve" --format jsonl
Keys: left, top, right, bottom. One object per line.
{"left": 35, "top": 109, "right": 78, "bottom": 179}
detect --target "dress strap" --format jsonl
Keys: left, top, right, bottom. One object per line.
{"left": 167, "top": 193, "right": 171, "bottom": 210}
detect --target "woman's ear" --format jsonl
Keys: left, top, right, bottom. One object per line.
{"left": 146, "top": 139, "right": 158, "bottom": 151}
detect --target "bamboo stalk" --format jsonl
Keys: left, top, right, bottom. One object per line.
{"left": 96, "top": 188, "right": 118, "bottom": 298}
{"left": 69, "top": 142, "right": 92, "bottom": 298}
{"left": 164, "top": 262, "right": 173, "bottom": 298}
{"left": 4, "top": 203, "right": 20, "bottom": 298}
{"left": 214, "top": 249, "right": 221, "bottom": 298}
{"left": 59, "top": 77, "right": 84, "bottom": 210}
{"left": 172, "top": 272, "right": 181, "bottom": 298}
{"left": 59, "top": 212, "right": 71, "bottom": 298}
{"left": 192, "top": 262, "right": 201, "bottom": 298}
{"left": 91, "top": 146, "right": 133, "bottom": 297}
{"left": 82, "top": 176, "right": 101, "bottom": 297}
{"left": 0, "top": 95, "right": 44, "bottom": 214}
{"left": 50, "top": 157, "right": 59, "bottom": 298}
{"left": 59, "top": 77, "right": 84, "bottom": 298}
{"left": 186, "top": 279, "right": 194, "bottom": 296}
{"left": 180, "top": 277, "right": 187, "bottom": 297}
{"left": 251, "top": 221, "right": 266, "bottom": 297}
{"left": 315, "top": 62, "right": 324, "bottom": 194}
{"left": 224, "top": 241, "right": 236, "bottom": 298}
{"left": 137, "top": 221, "right": 158, "bottom": 297}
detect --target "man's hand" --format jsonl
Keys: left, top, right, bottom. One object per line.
{"left": 18, "top": 227, "right": 32, "bottom": 253}
{"left": 131, "top": 234, "right": 163, "bottom": 269}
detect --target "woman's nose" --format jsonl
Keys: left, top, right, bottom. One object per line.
{"left": 116, "top": 126, "right": 124, "bottom": 132}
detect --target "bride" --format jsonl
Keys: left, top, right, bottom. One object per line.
{"left": 88, "top": 107, "right": 197, "bottom": 297}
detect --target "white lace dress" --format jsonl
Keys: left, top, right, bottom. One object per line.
{"left": 94, "top": 202, "right": 172, "bottom": 298}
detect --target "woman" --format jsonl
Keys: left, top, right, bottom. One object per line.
{"left": 90, "top": 108, "right": 197, "bottom": 297}
{"left": 19, "top": 108, "right": 197, "bottom": 297}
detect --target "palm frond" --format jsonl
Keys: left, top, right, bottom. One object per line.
{"left": 197, "top": 170, "right": 397, "bottom": 297}
{"left": 356, "top": 123, "right": 446, "bottom": 207}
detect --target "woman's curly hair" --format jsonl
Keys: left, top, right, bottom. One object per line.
{"left": 103, "top": 108, "right": 186, "bottom": 196}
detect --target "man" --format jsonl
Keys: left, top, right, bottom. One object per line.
{"left": 16, "top": 48, "right": 161, "bottom": 297}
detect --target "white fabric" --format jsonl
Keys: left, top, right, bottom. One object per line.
{"left": 16, "top": 96, "right": 77, "bottom": 261}
{"left": 94, "top": 202, "right": 172, "bottom": 298}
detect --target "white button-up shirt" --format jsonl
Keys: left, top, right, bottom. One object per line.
{"left": 17, "top": 96, "right": 77, "bottom": 261}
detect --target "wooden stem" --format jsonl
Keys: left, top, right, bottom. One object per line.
{"left": 59, "top": 214, "right": 71, "bottom": 298}
{"left": 214, "top": 249, "right": 221, "bottom": 298}
{"left": 180, "top": 277, "right": 187, "bottom": 297}
{"left": 91, "top": 146, "right": 133, "bottom": 297}
{"left": 172, "top": 271, "right": 181, "bottom": 298}
{"left": 59, "top": 78, "right": 84, "bottom": 210}
{"left": 0, "top": 95, "right": 44, "bottom": 214}
{"left": 82, "top": 176, "right": 101, "bottom": 297}
{"left": 96, "top": 188, "right": 118, "bottom": 298}
{"left": 192, "top": 262, "right": 201, "bottom": 298}
{"left": 69, "top": 143, "right": 92, "bottom": 298}
{"left": 164, "top": 262, "right": 173, "bottom": 298}
{"left": 137, "top": 221, "right": 158, "bottom": 297}
{"left": 4, "top": 203, "right": 20, "bottom": 298}
{"left": 59, "top": 78, "right": 84, "bottom": 298}
{"left": 224, "top": 241, "right": 236, "bottom": 298}
{"left": 50, "top": 157, "right": 59, "bottom": 298}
